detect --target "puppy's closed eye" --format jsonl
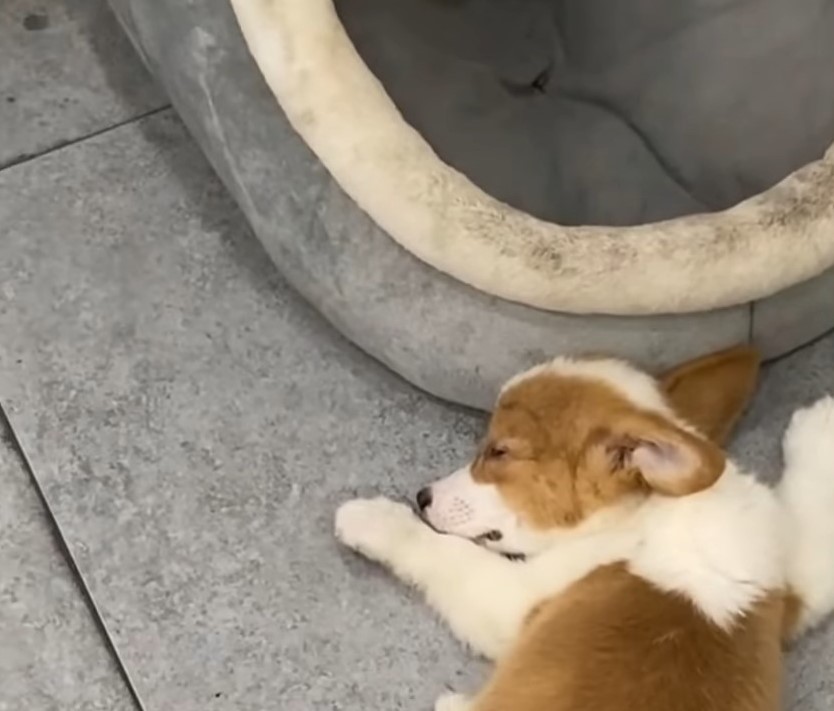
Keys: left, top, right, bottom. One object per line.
{"left": 485, "top": 444, "right": 510, "bottom": 460}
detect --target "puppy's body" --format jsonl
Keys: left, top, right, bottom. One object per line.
{"left": 335, "top": 347, "right": 834, "bottom": 710}
{"left": 476, "top": 564, "right": 783, "bottom": 711}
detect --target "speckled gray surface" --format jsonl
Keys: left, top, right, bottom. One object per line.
{"left": 0, "top": 110, "right": 485, "bottom": 710}
{"left": 0, "top": 0, "right": 166, "bottom": 168}
{"left": 0, "top": 105, "right": 832, "bottom": 709}
{"left": 0, "top": 419, "right": 135, "bottom": 711}
{"left": 103, "top": 0, "right": 834, "bottom": 410}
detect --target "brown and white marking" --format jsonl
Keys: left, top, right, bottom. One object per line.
{"left": 336, "top": 347, "right": 834, "bottom": 711}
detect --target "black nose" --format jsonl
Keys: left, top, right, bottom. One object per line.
{"left": 416, "top": 487, "right": 433, "bottom": 511}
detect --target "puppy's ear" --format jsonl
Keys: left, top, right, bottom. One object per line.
{"left": 660, "top": 345, "right": 760, "bottom": 445}
{"left": 606, "top": 414, "right": 726, "bottom": 497}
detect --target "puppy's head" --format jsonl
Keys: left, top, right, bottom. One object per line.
{"left": 418, "top": 346, "right": 759, "bottom": 556}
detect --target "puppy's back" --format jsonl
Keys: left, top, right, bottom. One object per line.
{"left": 472, "top": 563, "right": 783, "bottom": 711}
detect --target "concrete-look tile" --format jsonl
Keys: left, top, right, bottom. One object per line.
{"left": 0, "top": 0, "right": 166, "bottom": 168}
{"left": 0, "top": 418, "right": 135, "bottom": 711}
{"left": 0, "top": 110, "right": 486, "bottom": 710}
{"left": 0, "top": 108, "right": 831, "bottom": 709}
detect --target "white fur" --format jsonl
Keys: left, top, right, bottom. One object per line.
{"left": 629, "top": 466, "right": 786, "bottom": 628}
{"left": 777, "top": 396, "right": 834, "bottom": 635}
{"left": 334, "top": 346, "right": 834, "bottom": 704}
{"left": 423, "top": 466, "right": 558, "bottom": 556}
{"left": 434, "top": 692, "right": 471, "bottom": 711}
{"left": 336, "top": 461, "right": 782, "bottom": 671}
{"left": 229, "top": 0, "right": 834, "bottom": 316}
{"left": 334, "top": 361, "right": 817, "bottom": 655}
{"left": 423, "top": 466, "right": 508, "bottom": 540}
{"left": 419, "top": 356, "right": 716, "bottom": 558}
{"left": 336, "top": 498, "right": 639, "bottom": 660}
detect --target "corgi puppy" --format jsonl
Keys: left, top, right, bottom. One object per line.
{"left": 335, "top": 346, "right": 834, "bottom": 710}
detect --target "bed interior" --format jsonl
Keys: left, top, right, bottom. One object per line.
{"left": 337, "top": 0, "right": 834, "bottom": 227}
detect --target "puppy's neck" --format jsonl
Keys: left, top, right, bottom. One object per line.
{"left": 532, "top": 464, "right": 786, "bottom": 630}
{"left": 631, "top": 464, "right": 786, "bottom": 628}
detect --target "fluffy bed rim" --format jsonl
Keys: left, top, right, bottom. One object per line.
{"left": 229, "top": 0, "right": 834, "bottom": 316}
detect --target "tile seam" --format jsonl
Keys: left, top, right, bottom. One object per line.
{"left": 0, "top": 400, "right": 147, "bottom": 711}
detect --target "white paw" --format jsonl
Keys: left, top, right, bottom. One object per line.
{"left": 335, "top": 497, "right": 425, "bottom": 562}
{"left": 784, "top": 396, "right": 834, "bottom": 468}
{"left": 435, "top": 691, "right": 471, "bottom": 711}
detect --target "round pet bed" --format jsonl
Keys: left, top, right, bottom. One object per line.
{"left": 107, "top": 0, "right": 834, "bottom": 408}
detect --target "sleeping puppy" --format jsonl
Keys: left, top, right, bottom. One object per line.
{"left": 335, "top": 346, "right": 834, "bottom": 711}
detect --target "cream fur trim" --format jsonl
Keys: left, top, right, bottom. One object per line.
{"left": 229, "top": 0, "right": 834, "bottom": 315}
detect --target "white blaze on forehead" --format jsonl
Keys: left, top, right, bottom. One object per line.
{"left": 423, "top": 466, "right": 516, "bottom": 539}
{"left": 500, "top": 357, "right": 675, "bottom": 418}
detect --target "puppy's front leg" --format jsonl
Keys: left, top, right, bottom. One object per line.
{"left": 335, "top": 498, "right": 533, "bottom": 660}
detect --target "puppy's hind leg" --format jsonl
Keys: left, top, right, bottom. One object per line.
{"left": 778, "top": 396, "right": 834, "bottom": 637}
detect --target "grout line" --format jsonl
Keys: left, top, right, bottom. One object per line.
{"left": 0, "top": 104, "right": 171, "bottom": 173}
{"left": 0, "top": 401, "right": 147, "bottom": 711}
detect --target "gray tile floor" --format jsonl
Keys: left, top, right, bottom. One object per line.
{"left": 0, "top": 2, "right": 832, "bottom": 710}
{"left": 0, "top": 2, "right": 159, "bottom": 709}
{"left": 0, "top": 0, "right": 165, "bottom": 169}
{"left": 0, "top": 416, "right": 134, "bottom": 711}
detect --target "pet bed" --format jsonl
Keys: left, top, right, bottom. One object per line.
{"left": 108, "top": 0, "right": 834, "bottom": 408}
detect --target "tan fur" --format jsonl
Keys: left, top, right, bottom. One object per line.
{"left": 781, "top": 590, "right": 805, "bottom": 644}
{"left": 469, "top": 564, "right": 784, "bottom": 711}
{"left": 465, "top": 348, "right": 785, "bottom": 711}
{"left": 660, "top": 345, "right": 761, "bottom": 445}
{"left": 472, "top": 372, "right": 725, "bottom": 530}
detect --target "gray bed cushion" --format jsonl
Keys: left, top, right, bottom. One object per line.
{"left": 339, "top": 0, "right": 834, "bottom": 226}
{"left": 106, "top": 0, "right": 834, "bottom": 408}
